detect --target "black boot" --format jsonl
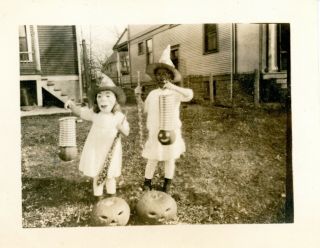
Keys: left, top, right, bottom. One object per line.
{"left": 95, "top": 195, "right": 104, "bottom": 202}
{"left": 143, "top": 178, "right": 152, "bottom": 191}
{"left": 162, "top": 178, "right": 172, "bottom": 193}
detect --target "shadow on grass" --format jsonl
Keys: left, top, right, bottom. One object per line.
{"left": 22, "top": 177, "right": 96, "bottom": 210}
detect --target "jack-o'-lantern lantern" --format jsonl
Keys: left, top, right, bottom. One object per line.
{"left": 157, "top": 93, "right": 176, "bottom": 146}
{"left": 158, "top": 130, "right": 176, "bottom": 145}
{"left": 136, "top": 191, "right": 177, "bottom": 224}
{"left": 91, "top": 197, "right": 130, "bottom": 226}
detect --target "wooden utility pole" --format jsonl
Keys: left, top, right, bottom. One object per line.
{"left": 127, "top": 25, "right": 133, "bottom": 88}
{"left": 254, "top": 69, "right": 260, "bottom": 107}
{"left": 209, "top": 73, "right": 214, "bottom": 104}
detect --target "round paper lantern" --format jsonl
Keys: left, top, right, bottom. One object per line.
{"left": 58, "top": 146, "right": 78, "bottom": 161}
{"left": 136, "top": 191, "right": 177, "bottom": 224}
{"left": 91, "top": 197, "right": 130, "bottom": 226}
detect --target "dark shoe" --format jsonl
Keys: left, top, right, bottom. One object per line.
{"left": 95, "top": 195, "right": 104, "bottom": 202}
{"left": 162, "top": 178, "right": 172, "bottom": 193}
{"left": 143, "top": 178, "right": 152, "bottom": 191}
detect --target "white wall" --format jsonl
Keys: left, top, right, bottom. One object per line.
{"left": 236, "top": 24, "right": 259, "bottom": 73}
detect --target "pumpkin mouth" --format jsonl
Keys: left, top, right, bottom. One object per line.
{"left": 148, "top": 212, "right": 157, "bottom": 218}
{"left": 158, "top": 217, "right": 165, "bottom": 223}
{"left": 110, "top": 220, "right": 117, "bottom": 226}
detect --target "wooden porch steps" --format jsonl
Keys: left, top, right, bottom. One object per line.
{"left": 262, "top": 71, "right": 288, "bottom": 89}
{"left": 41, "top": 78, "right": 69, "bottom": 103}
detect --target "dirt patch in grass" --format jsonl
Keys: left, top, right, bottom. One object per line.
{"left": 21, "top": 104, "right": 289, "bottom": 227}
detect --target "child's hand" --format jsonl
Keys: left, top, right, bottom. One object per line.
{"left": 163, "top": 81, "right": 174, "bottom": 90}
{"left": 116, "top": 115, "right": 129, "bottom": 136}
{"left": 116, "top": 122, "right": 123, "bottom": 131}
{"left": 64, "top": 100, "right": 74, "bottom": 109}
{"left": 116, "top": 115, "right": 126, "bottom": 131}
{"left": 134, "top": 86, "right": 142, "bottom": 94}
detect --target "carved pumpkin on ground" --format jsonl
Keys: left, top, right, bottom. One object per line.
{"left": 91, "top": 197, "right": 130, "bottom": 226}
{"left": 136, "top": 190, "right": 177, "bottom": 224}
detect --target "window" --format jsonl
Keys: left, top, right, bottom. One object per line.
{"left": 171, "top": 45, "right": 179, "bottom": 69}
{"left": 19, "top": 25, "right": 33, "bottom": 62}
{"left": 204, "top": 24, "right": 218, "bottom": 54}
{"left": 138, "top": 42, "right": 144, "bottom": 55}
{"left": 146, "top": 39, "right": 153, "bottom": 64}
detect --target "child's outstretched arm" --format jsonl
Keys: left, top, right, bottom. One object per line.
{"left": 65, "top": 100, "right": 81, "bottom": 116}
{"left": 164, "top": 81, "right": 193, "bottom": 102}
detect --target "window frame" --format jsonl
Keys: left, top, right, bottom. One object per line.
{"left": 138, "top": 42, "right": 144, "bottom": 55}
{"left": 19, "top": 25, "right": 33, "bottom": 62}
{"left": 203, "top": 24, "right": 218, "bottom": 55}
{"left": 170, "top": 44, "right": 180, "bottom": 70}
{"left": 146, "top": 38, "right": 153, "bottom": 65}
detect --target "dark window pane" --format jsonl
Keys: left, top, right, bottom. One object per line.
{"left": 204, "top": 24, "right": 218, "bottom": 53}
{"left": 138, "top": 42, "right": 144, "bottom": 55}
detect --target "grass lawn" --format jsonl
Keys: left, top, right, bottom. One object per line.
{"left": 21, "top": 103, "right": 289, "bottom": 227}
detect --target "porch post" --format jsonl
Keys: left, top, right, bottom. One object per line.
{"left": 261, "top": 24, "right": 268, "bottom": 73}
{"left": 32, "top": 25, "right": 41, "bottom": 73}
{"left": 268, "top": 24, "right": 278, "bottom": 72}
{"left": 36, "top": 77, "right": 43, "bottom": 106}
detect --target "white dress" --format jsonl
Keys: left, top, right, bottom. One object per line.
{"left": 142, "top": 88, "right": 191, "bottom": 161}
{"left": 78, "top": 108, "right": 128, "bottom": 178}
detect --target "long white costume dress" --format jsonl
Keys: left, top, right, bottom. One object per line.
{"left": 142, "top": 88, "right": 192, "bottom": 161}
{"left": 79, "top": 108, "right": 128, "bottom": 178}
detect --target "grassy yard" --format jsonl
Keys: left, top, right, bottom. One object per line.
{"left": 21, "top": 103, "right": 289, "bottom": 227}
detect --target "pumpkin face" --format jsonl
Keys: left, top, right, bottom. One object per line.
{"left": 158, "top": 130, "right": 176, "bottom": 145}
{"left": 59, "top": 146, "right": 78, "bottom": 161}
{"left": 91, "top": 197, "right": 130, "bottom": 226}
{"left": 136, "top": 191, "right": 177, "bottom": 224}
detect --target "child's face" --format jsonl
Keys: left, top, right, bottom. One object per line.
{"left": 155, "top": 68, "right": 173, "bottom": 88}
{"left": 96, "top": 91, "right": 116, "bottom": 113}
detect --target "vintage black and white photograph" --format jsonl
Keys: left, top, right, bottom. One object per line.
{"left": 20, "top": 23, "right": 293, "bottom": 227}
{"left": 1, "top": 0, "right": 320, "bottom": 247}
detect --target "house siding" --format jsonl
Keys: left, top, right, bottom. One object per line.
{"left": 20, "top": 26, "right": 38, "bottom": 75}
{"left": 236, "top": 24, "right": 259, "bottom": 73}
{"left": 129, "top": 24, "right": 233, "bottom": 83}
{"left": 37, "top": 26, "right": 78, "bottom": 76}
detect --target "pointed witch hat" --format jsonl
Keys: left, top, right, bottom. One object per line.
{"left": 146, "top": 45, "right": 182, "bottom": 83}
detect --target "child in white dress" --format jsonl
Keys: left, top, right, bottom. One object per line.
{"left": 65, "top": 74, "right": 129, "bottom": 199}
{"left": 135, "top": 45, "right": 193, "bottom": 193}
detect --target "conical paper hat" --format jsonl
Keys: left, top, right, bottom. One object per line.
{"left": 94, "top": 73, "right": 126, "bottom": 105}
{"left": 146, "top": 45, "right": 181, "bottom": 82}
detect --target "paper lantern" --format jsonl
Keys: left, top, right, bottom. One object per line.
{"left": 58, "top": 117, "right": 78, "bottom": 161}
{"left": 158, "top": 93, "right": 176, "bottom": 145}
